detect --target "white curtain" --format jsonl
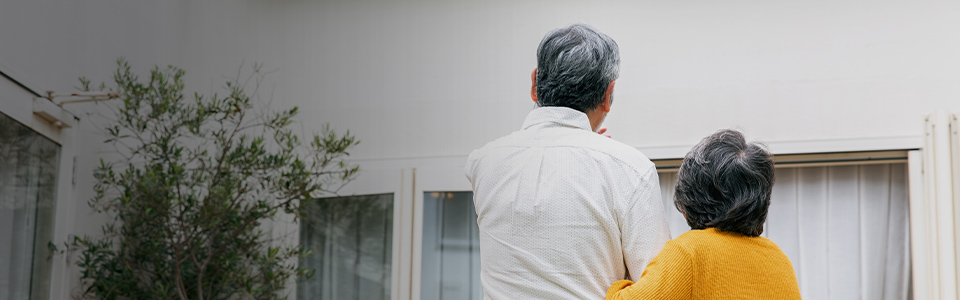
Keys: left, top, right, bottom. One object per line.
{"left": 420, "top": 192, "right": 483, "bottom": 300}
{"left": 0, "top": 112, "right": 58, "bottom": 300}
{"left": 658, "top": 163, "right": 911, "bottom": 300}
{"left": 298, "top": 194, "right": 393, "bottom": 300}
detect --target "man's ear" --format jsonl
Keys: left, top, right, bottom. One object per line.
{"left": 599, "top": 80, "right": 615, "bottom": 113}
{"left": 530, "top": 68, "right": 538, "bottom": 103}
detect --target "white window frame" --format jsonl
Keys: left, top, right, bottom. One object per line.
{"left": 409, "top": 166, "right": 474, "bottom": 300}
{"left": 280, "top": 168, "right": 412, "bottom": 300}
{"left": 0, "top": 76, "right": 79, "bottom": 300}
{"left": 911, "top": 111, "right": 960, "bottom": 300}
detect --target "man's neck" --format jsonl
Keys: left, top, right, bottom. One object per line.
{"left": 585, "top": 108, "right": 606, "bottom": 132}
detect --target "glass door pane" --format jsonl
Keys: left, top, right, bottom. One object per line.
{"left": 0, "top": 111, "right": 59, "bottom": 300}
{"left": 420, "top": 191, "right": 482, "bottom": 300}
{"left": 298, "top": 194, "right": 394, "bottom": 300}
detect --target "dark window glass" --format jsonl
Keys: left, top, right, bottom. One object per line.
{"left": 299, "top": 193, "right": 393, "bottom": 300}
{"left": 0, "top": 111, "right": 59, "bottom": 300}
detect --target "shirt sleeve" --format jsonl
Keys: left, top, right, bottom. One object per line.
{"left": 606, "top": 240, "right": 695, "bottom": 300}
{"left": 619, "top": 168, "right": 672, "bottom": 280}
{"left": 464, "top": 150, "right": 479, "bottom": 186}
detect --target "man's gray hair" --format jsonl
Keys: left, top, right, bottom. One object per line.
{"left": 536, "top": 24, "right": 620, "bottom": 112}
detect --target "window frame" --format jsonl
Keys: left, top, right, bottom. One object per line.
{"left": 288, "top": 168, "right": 411, "bottom": 300}
{"left": 0, "top": 84, "right": 79, "bottom": 300}
{"left": 409, "top": 166, "right": 474, "bottom": 300}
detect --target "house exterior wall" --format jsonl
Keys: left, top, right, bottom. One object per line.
{"left": 2, "top": 0, "right": 959, "bottom": 299}
{"left": 5, "top": 0, "right": 960, "bottom": 168}
{"left": 168, "top": 0, "right": 960, "bottom": 163}
{"left": 1, "top": 1, "right": 188, "bottom": 299}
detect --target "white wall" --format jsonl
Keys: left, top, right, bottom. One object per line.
{"left": 0, "top": 1, "right": 187, "bottom": 92}
{"left": 1, "top": 1, "right": 187, "bottom": 298}
{"left": 7, "top": 0, "right": 958, "bottom": 163}
{"left": 2, "top": 0, "right": 960, "bottom": 298}
{"left": 172, "top": 0, "right": 960, "bottom": 165}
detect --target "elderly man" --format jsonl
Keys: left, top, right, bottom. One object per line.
{"left": 465, "top": 24, "right": 671, "bottom": 299}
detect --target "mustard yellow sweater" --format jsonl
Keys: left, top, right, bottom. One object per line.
{"left": 606, "top": 228, "right": 801, "bottom": 300}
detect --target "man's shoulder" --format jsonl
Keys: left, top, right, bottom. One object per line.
{"left": 577, "top": 133, "right": 656, "bottom": 175}
{"left": 467, "top": 129, "right": 656, "bottom": 173}
{"left": 465, "top": 130, "right": 528, "bottom": 178}
{"left": 467, "top": 131, "right": 525, "bottom": 160}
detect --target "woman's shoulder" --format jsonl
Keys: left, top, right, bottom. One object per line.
{"left": 671, "top": 229, "right": 797, "bottom": 274}
{"left": 672, "top": 228, "right": 734, "bottom": 244}
{"left": 671, "top": 228, "right": 783, "bottom": 252}
{"left": 667, "top": 229, "right": 724, "bottom": 255}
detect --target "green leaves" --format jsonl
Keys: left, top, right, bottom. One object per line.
{"left": 69, "top": 60, "right": 360, "bottom": 300}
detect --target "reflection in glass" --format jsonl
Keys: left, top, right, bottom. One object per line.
{"left": 0, "top": 111, "right": 60, "bottom": 300}
{"left": 421, "top": 191, "right": 482, "bottom": 300}
{"left": 298, "top": 194, "right": 393, "bottom": 300}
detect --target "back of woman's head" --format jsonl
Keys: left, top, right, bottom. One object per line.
{"left": 674, "top": 129, "right": 774, "bottom": 236}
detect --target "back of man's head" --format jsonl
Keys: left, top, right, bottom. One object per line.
{"left": 536, "top": 24, "right": 620, "bottom": 113}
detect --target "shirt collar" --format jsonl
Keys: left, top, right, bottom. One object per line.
{"left": 521, "top": 106, "right": 593, "bottom": 131}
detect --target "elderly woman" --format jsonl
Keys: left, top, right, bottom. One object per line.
{"left": 606, "top": 129, "right": 801, "bottom": 300}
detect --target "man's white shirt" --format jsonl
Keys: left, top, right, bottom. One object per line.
{"left": 465, "top": 107, "right": 671, "bottom": 300}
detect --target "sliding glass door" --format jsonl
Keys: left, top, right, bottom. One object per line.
{"left": 420, "top": 192, "right": 482, "bottom": 300}
{"left": 0, "top": 111, "right": 59, "bottom": 300}
{"left": 298, "top": 194, "right": 394, "bottom": 300}
{"left": 409, "top": 162, "right": 911, "bottom": 300}
{"left": 305, "top": 162, "right": 911, "bottom": 300}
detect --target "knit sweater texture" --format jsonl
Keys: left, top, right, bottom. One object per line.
{"left": 606, "top": 228, "right": 802, "bottom": 300}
